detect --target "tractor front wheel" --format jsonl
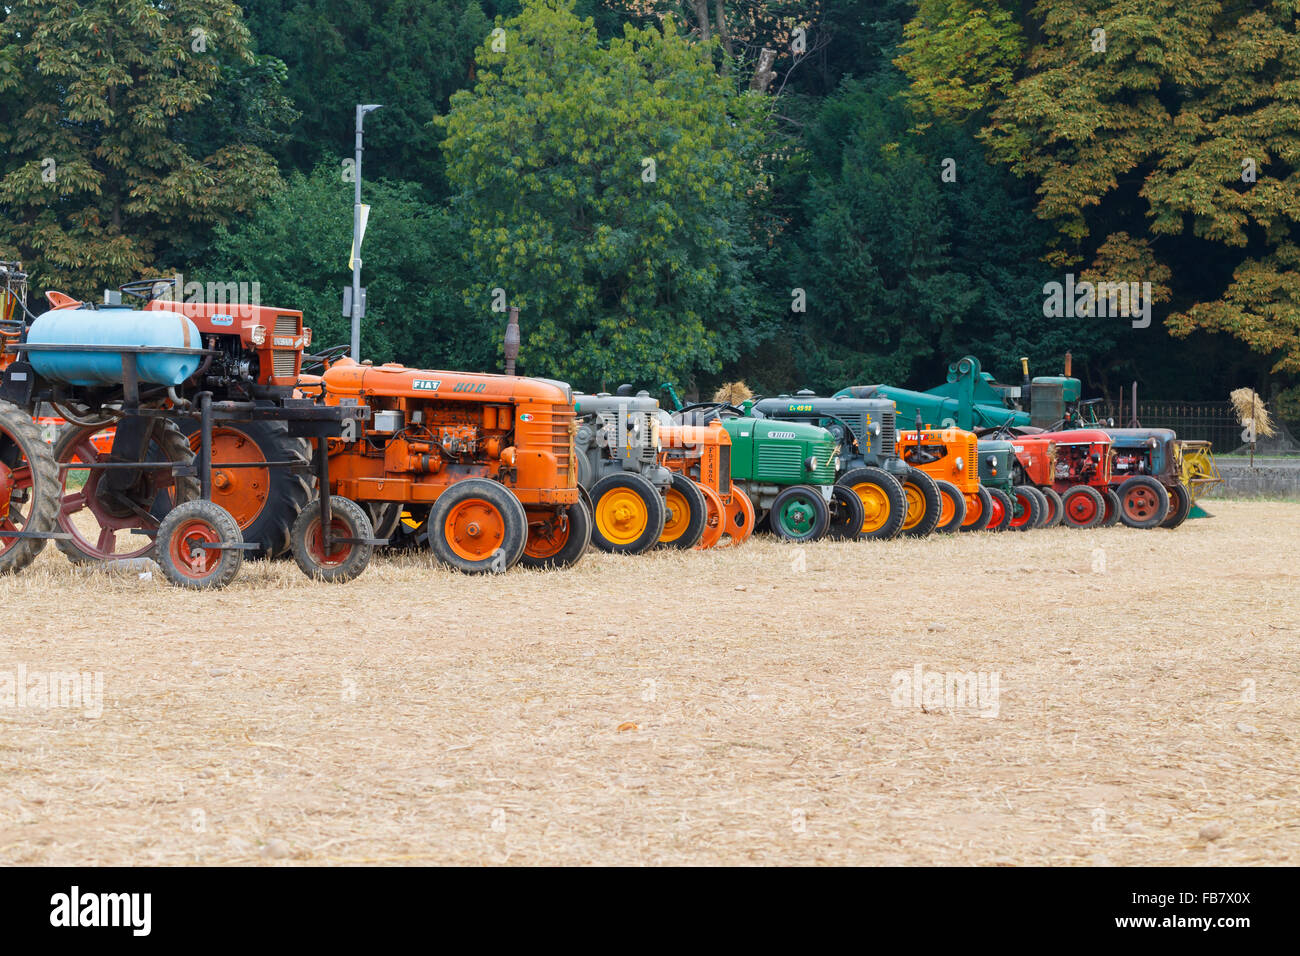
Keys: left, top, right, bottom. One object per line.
{"left": 1161, "top": 482, "right": 1192, "bottom": 529}
{"left": 959, "top": 486, "right": 994, "bottom": 532}
{"left": 899, "top": 467, "right": 942, "bottom": 538}
{"left": 1061, "top": 485, "right": 1105, "bottom": 529}
{"left": 721, "top": 485, "right": 756, "bottom": 546}
{"left": 1101, "top": 488, "right": 1122, "bottom": 527}
{"left": 1117, "top": 476, "right": 1170, "bottom": 529}
{"left": 769, "top": 485, "right": 830, "bottom": 542}
{"left": 0, "top": 401, "right": 59, "bottom": 575}
{"left": 157, "top": 499, "right": 244, "bottom": 589}
{"left": 695, "top": 482, "right": 726, "bottom": 550}
{"left": 986, "top": 487, "right": 1013, "bottom": 531}
{"left": 1007, "top": 485, "right": 1043, "bottom": 531}
{"left": 291, "top": 495, "right": 374, "bottom": 583}
{"left": 590, "top": 473, "right": 665, "bottom": 554}
{"left": 932, "top": 480, "right": 966, "bottom": 533}
{"left": 836, "top": 467, "right": 906, "bottom": 540}
{"left": 521, "top": 500, "right": 592, "bottom": 569}
{"left": 657, "top": 473, "right": 707, "bottom": 550}
{"left": 429, "top": 479, "right": 528, "bottom": 573}
{"left": 827, "top": 484, "right": 865, "bottom": 540}
{"left": 1038, "top": 487, "right": 1064, "bottom": 528}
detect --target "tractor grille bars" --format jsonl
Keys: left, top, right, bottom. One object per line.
{"left": 272, "top": 313, "right": 300, "bottom": 380}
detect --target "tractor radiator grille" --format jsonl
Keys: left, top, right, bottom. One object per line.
{"left": 880, "top": 412, "right": 895, "bottom": 456}
{"left": 810, "top": 440, "right": 837, "bottom": 484}
{"left": 549, "top": 405, "right": 575, "bottom": 482}
{"left": 718, "top": 445, "right": 731, "bottom": 494}
{"left": 756, "top": 442, "right": 801, "bottom": 480}
{"left": 272, "top": 350, "right": 297, "bottom": 378}
{"left": 966, "top": 435, "right": 978, "bottom": 481}
{"left": 274, "top": 314, "right": 299, "bottom": 336}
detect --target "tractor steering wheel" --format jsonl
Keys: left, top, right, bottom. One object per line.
{"left": 673, "top": 401, "right": 747, "bottom": 424}
{"left": 301, "top": 343, "right": 353, "bottom": 374}
{"left": 118, "top": 277, "right": 176, "bottom": 302}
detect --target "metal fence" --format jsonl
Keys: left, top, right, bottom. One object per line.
{"left": 1090, "top": 399, "right": 1299, "bottom": 455}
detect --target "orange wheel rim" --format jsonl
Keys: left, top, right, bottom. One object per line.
{"left": 938, "top": 490, "right": 956, "bottom": 525}
{"left": 901, "top": 482, "right": 925, "bottom": 530}
{"left": 524, "top": 510, "right": 569, "bottom": 559}
{"left": 305, "top": 516, "right": 355, "bottom": 566}
{"left": 444, "top": 498, "right": 507, "bottom": 561}
{"left": 190, "top": 428, "right": 269, "bottom": 529}
{"left": 169, "top": 519, "right": 220, "bottom": 578}
{"left": 696, "top": 484, "right": 725, "bottom": 549}
{"left": 659, "top": 487, "right": 691, "bottom": 543}
{"left": 961, "top": 493, "right": 983, "bottom": 525}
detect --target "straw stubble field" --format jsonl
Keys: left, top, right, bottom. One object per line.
{"left": 0, "top": 500, "right": 1296, "bottom": 866}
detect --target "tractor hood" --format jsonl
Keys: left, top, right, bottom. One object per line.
{"left": 321, "top": 358, "right": 573, "bottom": 405}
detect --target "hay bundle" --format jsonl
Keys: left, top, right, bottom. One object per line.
{"left": 1229, "top": 387, "right": 1276, "bottom": 438}
{"left": 712, "top": 381, "right": 753, "bottom": 405}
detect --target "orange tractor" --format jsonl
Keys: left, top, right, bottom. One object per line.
{"left": 310, "top": 356, "right": 590, "bottom": 573}
{"left": 894, "top": 425, "right": 1002, "bottom": 532}
{"left": 657, "top": 419, "right": 755, "bottom": 548}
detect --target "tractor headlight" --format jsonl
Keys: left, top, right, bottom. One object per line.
{"left": 805, "top": 456, "right": 818, "bottom": 471}
{"left": 302, "top": 327, "right": 312, "bottom": 347}
{"left": 249, "top": 325, "right": 266, "bottom": 346}
{"left": 954, "top": 456, "right": 964, "bottom": 472}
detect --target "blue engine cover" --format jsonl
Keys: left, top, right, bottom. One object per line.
{"left": 27, "top": 307, "right": 203, "bottom": 387}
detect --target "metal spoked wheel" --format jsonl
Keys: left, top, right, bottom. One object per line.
{"left": 0, "top": 401, "right": 59, "bottom": 575}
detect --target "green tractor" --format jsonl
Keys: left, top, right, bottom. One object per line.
{"left": 661, "top": 385, "right": 862, "bottom": 543}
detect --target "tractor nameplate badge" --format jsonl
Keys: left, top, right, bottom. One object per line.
{"left": 413, "top": 380, "right": 441, "bottom": 391}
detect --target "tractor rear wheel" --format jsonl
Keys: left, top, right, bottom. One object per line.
{"left": 959, "top": 486, "right": 994, "bottom": 532}
{"left": 55, "top": 418, "right": 198, "bottom": 564}
{"left": 827, "top": 484, "right": 865, "bottom": 540}
{"left": 696, "top": 482, "right": 726, "bottom": 550}
{"left": 1101, "top": 488, "right": 1122, "bottom": 527}
{"left": 181, "top": 419, "right": 312, "bottom": 559}
{"left": 521, "top": 500, "right": 592, "bottom": 569}
{"left": 657, "top": 473, "right": 707, "bottom": 550}
{"left": 769, "top": 485, "right": 830, "bottom": 542}
{"left": 836, "top": 467, "right": 906, "bottom": 540}
{"left": 429, "top": 479, "right": 528, "bottom": 573}
{"left": 986, "top": 487, "right": 1013, "bottom": 531}
{"left": 1061, "top": 485, "right": 1105, "bottom": 529}
{"left": 899, "top": 467, "right": 942, "bottom": 538}
{"left": 1161, "top": 482, "right": 1192, "bottom": 529}
{"left": 0, "top": 401, "right": 59, "bottom": 575}
{"left": 365, "top": 502, "right": 404, "bottom": 544}
{"left": 291, "top": 495, "right": 374, "bottom": 583}
{"left": 932, "top": 480, "right": 966, "bottom": 533}
{"left": 157, "top": 499, "right": 244, "bottom": 589}
{"left": 590, "top": 472, "right": 665, "bottom": 554}
{"left": 1117, "top": 476, "right": 1169, "bottom": 529}
{"left": 1038, "top": 486, "right": 1064, "bottom": 528}
{"left": 1007, "top": 485, "right": 1043, "bottom": 531}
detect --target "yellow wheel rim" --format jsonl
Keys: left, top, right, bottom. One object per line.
{"left": 595, "top": 488, "right": 650, "bottom": 546}
{"left": 901, "top": 481, "right": 925, "bottom": 530}
{"left": 659, "top": 487, "right": 690, "bottom": 543}
{"left": 853, "top": 482, "right": 890, "bottom": 533}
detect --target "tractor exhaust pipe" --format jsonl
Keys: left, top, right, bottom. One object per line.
{"left": 504, "top": 305, "right": 520, "bottom": 376}
{"left": 1063, "top": 351, "right": 1072, "bottom": 377}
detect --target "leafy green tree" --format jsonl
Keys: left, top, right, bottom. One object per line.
{"left": 0, "top": 0, "right": 289, "bottom": 296}
{"left": 437, "top": 0, "right": 771, "bottom": 388}
{"left": 199, "top": 164, "right": 491, "bottom": 371}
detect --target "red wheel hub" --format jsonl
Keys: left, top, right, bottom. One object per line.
{"left": 305, "top": 517, "right": 354, "bottom": 567}
{"left": 0, "top": 462, "right": 13, "bottom": 522}
{"left": 1009, "top": 492, "right": 1032, "bottom": 527}
{"left": 988, "top": 494, "right": 1005, "bottom": 526}
{"left": 1067, "top": 494, "right": 1099, "bottom": 523}
{"left": 1124, "top": 487, "right": 1161, "bottom": 521}
{"left": 169, "top": 518, "right": 221, "bottom": 578}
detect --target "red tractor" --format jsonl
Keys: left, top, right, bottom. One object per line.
{"left": 1007, "top": 429, "right": 1117, "bottom": 529}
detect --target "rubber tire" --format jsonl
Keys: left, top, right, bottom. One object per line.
{"left": 291, "top": 495, "right": 374, "bottom": 583}
{"left": 156, "top": 499, "right": 244, "bottom": 589}
{"left": 1117, "top": 475, "right": 1170, "bottom": 529}
{"left": 932, "top": 479, "right": 966, "bottom": 533}
{"left": 520, "top": 500, "right": 592, "bottom": 570}
{"left": 959, "top": 486, "right": 994, "bottom": 532}
{"left": 827, "top": 484, "right": 865, "bottom": 540}
{"left": 769, "top": 485, "right": 830, "bottom": 542}
{"left": 55, "top": 418, "right": 199, "bottom": 565}
{"left": 575, "top": 447, "right": 594, "bottom": 490}
{"left": 365, "top": 502, "right": 403, "bottom": 544}
{"left": 836, "top": 467, "right": 906, "bottom": 540}
{"left": 1038, "top": 486, "right": 1064, "bottom": 528}
{"left": 429, "top": 479, "right": 528, "bottom": 573}
{"left": 1023, "top": 486, "right": 1050, "bottom": 528}
{"left": 1161, "top": 482, "right": 1192, "bottom": 529}
{"left": 1100, "top": 488, "right": 1122, "bottom": 527}
{"left": 721, "top": 485, "right": 756, "bottom": 546}
{"left": 986, "top": 487, "right": 1014, "bottom": 531}
{"left": 899, "top": 466, "right": 942, "bottom": 538}
{"left": 0, "top": 401, "right": 59, "bottom": 575}
{"left": 589, "top": 472, "right": 665, "bottom": 555}
{"left": 1061, "top": 485, "right": 1106, "bottom": 529}
{"left": 181, "top": 418, "right": 312, "bottom": 559}
{"left": 695, "top": 482, "right": 726, "bottom": 550}
{"left": 657, "top": 473, "right": 707, "bottom": 550}
{"left": 1007, "top": 485, "right": 1043, "bottom": 531}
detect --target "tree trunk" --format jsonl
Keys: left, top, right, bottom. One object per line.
{"left": 691, "top": 0, "right": 710, "bottom": 43}
{"left": 751, "top": 48, "right": 777, "bottom": 93}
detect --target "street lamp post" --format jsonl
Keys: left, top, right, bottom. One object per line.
{"left": 351, "top": 104, "right": 382, "bottom": 361}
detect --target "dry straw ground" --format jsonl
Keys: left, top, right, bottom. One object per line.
{"left": 0, "top": 500, "right": 1296, "bottom": 866}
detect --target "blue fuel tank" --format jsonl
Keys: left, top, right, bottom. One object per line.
{"left": 27, "top": 307, "right": 203, "bottom": 387}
